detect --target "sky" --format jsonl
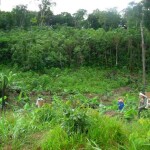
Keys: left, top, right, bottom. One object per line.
{"left": 0, "top": 0, "right": 142, "bottom": 14}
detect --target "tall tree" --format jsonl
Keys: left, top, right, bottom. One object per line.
{"left": 52, "top": 12, "right": 74, "bottom": 27}
{"left": 38, "top": 0, "right": 56, "bottom": 26}
{"left": 87, "top": 9, "right": 120, "bottom": 30}
{"left": 123, "top": 2, "right": 142, "bottom": 29}
{"left": 0, "top": 11, "right": 13, "bottom": 30}
{"left": 12, "top": 5, "right": 29, "bottom": 28}
{"left": 140, "top": 10, "right": 146, "bottom": 89}
{"left": 105, "top": 8, "right": 121, "bottom": 30}
{"left": 143, "top": 0, "right": 150, "bottom": 31}
{"left": 73, "top": 9, "right": 87, "bottom": 28}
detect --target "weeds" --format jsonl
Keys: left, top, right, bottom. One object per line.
{"left": 0, "top": 65, "right": 150, "bottom": 149}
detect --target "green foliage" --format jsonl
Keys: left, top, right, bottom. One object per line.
{"left": 0, "top": 73, "right": 8, "bottom": 90}
{"left": 0, "top": 114, "right": 10, "bottom": 145}
{"left": 0, "top": 99, "right": 150, "bottom": 149}
{"left": 140, "top": 109, "right": 150, "bottom": 118}
{"left": 122, "top": 94, "right": 138, "bottom": 120}
{"left": 144, "top": 0, "right": 150, "bottom": 31}
{"left": 41, "top": 126, "right": 69, "bottom": 150}
{"left": 124, "top": 108, "right": 137, "bottom": 120}
{"left": 41, "top": 125, "right": 87, "bottom": 150}
{"left": 87, "top": 8, "right": 121, "bottom": 30}
{"left": 87, "top": 110, "right": 128, "bottom": 149}
{"left": 0, "top": 96, "right": 7, "bottom": 109}
{"left": 0, "top": 65, "right": 131, "bottom": 95}
{"left": 1, "top": 65, "right": 150, "bottom": 149}
{"left": 63, "top": 107, "right": 89, "bottom": 134}
{"left": 33, "top": 104, "right": 54, "bottom": 123}
{"left": 0, "top": 71, "right": 18, "bottom": 109}
{"left": 17, "top": 91, "right": 30, "bottom": 106}
{"left": 0, "top": 73, "right": 9, "bottom": 109}
{"left": 0, "top": 26, "right": 148, "bottom": 71}
{"left": 128, "top": 119, "right": 150, "bottom": 150}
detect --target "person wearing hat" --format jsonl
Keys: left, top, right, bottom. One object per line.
{"left": 36, "top": 97, "right": 45, "bottom": 108}
{"left": 138, "top": 92, "right": 148, "bottom": 118}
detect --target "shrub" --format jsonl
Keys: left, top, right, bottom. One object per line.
{"left": 32, "top": 104, "right": 54, "bottom": 123}
{"left": 87, "top": 109, "right": 128, "bottom": 149}
{"left": 63, "top": 107, "right": 89, "bottom": 134}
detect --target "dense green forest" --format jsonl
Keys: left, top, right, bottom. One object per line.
{"left": 0, "top": 0, "right": 150, "bottom": 150}
{"left": 0, "top": 0, "right": 150, "bottom": 71}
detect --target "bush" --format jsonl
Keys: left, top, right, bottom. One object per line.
{"left": 33, "top": 104, "right": 54, "bottom": 123}
{"left": 63, "top": 107, "right": 89, "bottom": 134}
{"left": 87, "top": 109, "right": 128, "bottom": 149}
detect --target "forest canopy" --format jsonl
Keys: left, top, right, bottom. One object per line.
{"left": 0, "top": 0, "right": 150, "bottom": 71}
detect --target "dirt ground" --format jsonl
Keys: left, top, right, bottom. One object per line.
{"left": 1, "top": 86, "right": 131, "bottom": 111}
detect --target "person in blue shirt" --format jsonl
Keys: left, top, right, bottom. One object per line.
{"left": 118, "top": 98, "right": 124, "bottom": 110}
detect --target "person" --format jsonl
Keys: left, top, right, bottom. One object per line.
{"left": 118, "top": 98, "right": 124, "bottom": 110}
{"left": 138, "top": 92, "right": 148, "bottom": 118}
{"left": 36, "top": 97, "right": 44, "bottom": 108}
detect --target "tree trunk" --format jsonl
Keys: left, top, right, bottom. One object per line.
{"left": 59, "top": 52, "right": 62, "bottom": 68}
{"left": 115, "top": 43, "right": 118, "bottom": 66}
{"left": 140, "top": 15, "right": 146, "bottom": 90}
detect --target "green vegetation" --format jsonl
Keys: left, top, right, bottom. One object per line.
{"left": 0, "top": 27, "right": 150, "bottom": 71}
{"left": 0, "top": 95, "right": 150, "bottom": 149}
{"left": 0, "top": 0, "right": 150, "bottom": 149}
{"left": 0, "top": 1, "right": 150, "bottom": 72}
{"left": 0, "top": 65, "right": 150, "bottom": 149}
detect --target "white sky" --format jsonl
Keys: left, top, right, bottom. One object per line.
{"left": 0, "top": 0, "right": 142, "bottom": 14}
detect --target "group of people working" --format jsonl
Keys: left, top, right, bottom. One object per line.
{"left": 35, "top": 92, "right": 149, "bottom": 118}
{"left": 118, "top": 92, "right": 150, "bottom": 118}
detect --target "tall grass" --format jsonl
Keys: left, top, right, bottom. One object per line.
{"left": 1, "top": 65, "right": 150, "bottom": 149}
{"left": 0, "top": 65, "right": 134, "bottom": 94}
{"left": 0, "top": 103, "right": 150, "bottom": 149}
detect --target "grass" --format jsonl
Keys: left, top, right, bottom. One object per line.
{"left": 0, "top": 65, "right": 134, "bottom": 95}
{"left": 0, "top": 65, "right": 150, "bottom": 149}
{"left": 1, "top": 106, "right": 150, "bottom": 150}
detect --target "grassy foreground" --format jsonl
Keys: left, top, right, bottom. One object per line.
{"left": 0, "top": 65, "right": 150, "bottom": 150}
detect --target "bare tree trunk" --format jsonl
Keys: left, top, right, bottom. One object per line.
{"left": 59, "top": 52, "right": 62, "bottom": 68}
{"left": 140, "top": 15, "right": 146, "bottom": 90}
{"left": 115, "top": 44, "right": 118, "bottom": 66}
{"left": 105, "top": 51, "right": 107, "bottom": 67}
{"left": 128, "top": 39, "right": 133, "bottom": 72}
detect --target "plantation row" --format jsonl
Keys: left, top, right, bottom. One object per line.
{"left": 1, "top": 27, "right": 150, "bottom": 71}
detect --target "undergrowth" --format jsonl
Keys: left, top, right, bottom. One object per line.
{"left": 0, "top": 65, "right": 150, "bottom": 149}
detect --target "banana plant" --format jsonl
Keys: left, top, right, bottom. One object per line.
{"left": 0, "top": 72, "right": 16, "bottom": 110}
{"left": 0, "top": 74, "right": 8, "bottom": 110}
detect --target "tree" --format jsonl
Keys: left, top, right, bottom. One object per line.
{"left": 52, "top": 12, "right": 74, "bottom": 27}
{"left": 123, "top": 2, "right": 142, "bottom": 29}
{"left": 12, "top": 5, "right": 28, "bottom": 28}
{"left": 141, "top": 10, "right": 146, "bottom": 89}
{"left": 105, "top": 8, "right": 121, "bottom": 30}
{"left": 73, "top": 9, "right": 87, "bottom": 28}
{"left": 143, "top": 0, "right": 150, "bottom": 31}
{"left": 0, "top": 11, "right": 14, "bottom": 30}
{"left": 38, "top": 0, "right": 56, "bottom": 26}
{"left": 87, "top": 9, "right": 105, "bottom": 29}
{"left": 87, "top": 8, "right": 120, "bottom": 30}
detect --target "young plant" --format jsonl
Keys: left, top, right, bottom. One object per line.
{"left": 0, "top": 74, "right": 8, "bottom": 110}
{"left": 63, "top": 107, "right": 89, "bottom": 134}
